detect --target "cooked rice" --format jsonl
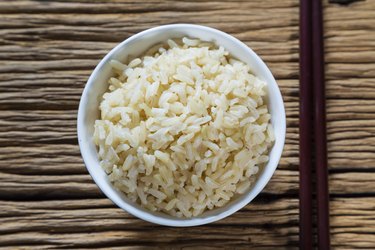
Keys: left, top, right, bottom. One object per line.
{"left": 93, "top": 37, "right": 275, "bottom": 218}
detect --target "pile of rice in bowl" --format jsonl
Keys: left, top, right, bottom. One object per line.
{"left": 93, "top": 37, "right": 274, "bottom": 218}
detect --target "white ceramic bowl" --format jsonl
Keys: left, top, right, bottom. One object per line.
{"left": 77, "top": 24, "right": 286, "bottom": 227}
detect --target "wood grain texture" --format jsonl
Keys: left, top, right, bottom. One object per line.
{"left": 0, "top": 0, "right": 374, "bottom": 248}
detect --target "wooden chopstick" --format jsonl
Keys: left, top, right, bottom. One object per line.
{"left": 312, "top": 0, "right": 331, "bottom": 248}
{"left": 299, "top": 0, "right": 313, "bottom": 248}
{"left": 299, "top": 0, "right": 330, "bottom": 248}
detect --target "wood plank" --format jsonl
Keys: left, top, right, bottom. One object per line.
{"left": 0, "top": 143, "right": 296, "bottom": 175}
{"left": 0, "top": 110, "right": 78, "bottom": 145}
{"left": 0, "top": 197, "right": 374, "bottom": 248}
{"left": 1, "top": 168, "right": 374, "bottom": 201}
{"left": 330, "top": 198, "right": 375, "bottom": 249}
{"left": 0, "top": 145, "right": 85, "bottom": 175}
{"left": 0, "top": 198, "right": 299, "bottom": 249}
{"left": 0, "top": 170, "right": 297, "bottom": 199}
{"left": 0, "top": 0, "right": 298, "bottom": 15}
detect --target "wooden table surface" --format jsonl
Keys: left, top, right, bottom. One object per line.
{"left": 1, "top": 0, "right": 374, "bottom": 249}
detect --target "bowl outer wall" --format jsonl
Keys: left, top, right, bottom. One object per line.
{"left": 77, "top": 24, "right": 286, "bottom": 227}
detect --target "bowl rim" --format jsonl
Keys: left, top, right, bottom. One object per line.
{"left": 77, "top": 23, "right": 286, "bottom": 227}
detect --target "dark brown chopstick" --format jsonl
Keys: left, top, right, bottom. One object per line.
{"left": 299, "top": 0, "right": 313, "bottom": 248}
{"left": 299, "top": 0, "right": 331, "bottom": 249}
{"left": 312, "top": 0, "right": 331, "bottom": 248}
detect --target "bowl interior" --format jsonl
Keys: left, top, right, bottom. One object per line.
{"left": 78, "top": 24, "right": 286, "bottom": 226}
